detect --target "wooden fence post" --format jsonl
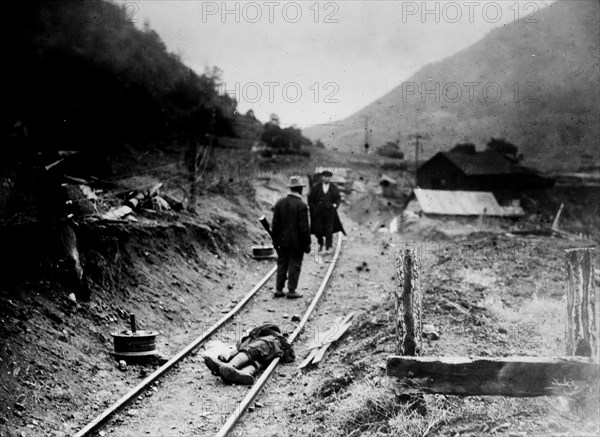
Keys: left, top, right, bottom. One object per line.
{"left": 565, "top": 247, "right": 598, "bottom": 359}
{"left": 394, "top": 247, "right": 422, "bottom": 356}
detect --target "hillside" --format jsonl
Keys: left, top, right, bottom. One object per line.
{"left": 0, "top": 1, "right": 239, "bottom": 154}
{"left": 304, "top": 0, "right": 600, "bottom": 172}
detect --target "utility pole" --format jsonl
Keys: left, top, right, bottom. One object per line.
{"left": 188, "top": 109, "right": 216, "bottom": 212}
{"left": 407, "top": 133, "right": 430, "bottom": 187}
{"left": 364, "top": 116, "right": 369, "bottom": 153}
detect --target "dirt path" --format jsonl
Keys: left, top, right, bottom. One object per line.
{"left": 238, "top": 216, "right": 394, "bottom": 436}
{"left": 96, "top": 171, "right": 396, "bottom": 436}
{"left": 96, "top": 220, "right": 367, "bottom": 435}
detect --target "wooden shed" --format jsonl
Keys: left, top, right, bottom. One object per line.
{"left": 417, "top": 150, "right": 554, "bottom": 198}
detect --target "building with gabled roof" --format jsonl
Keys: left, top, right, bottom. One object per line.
{"left": 417, "top": 150, "right": 554, "bottom": 195}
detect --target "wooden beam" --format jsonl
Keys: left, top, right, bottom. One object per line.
{"left": 565, "top": 247, "right": 598, "bottom": 359}
{"left": 395, "top": 247, "right": 422, "bottom": 356}
{"left": 387, "top": 356, "right": 600, "bottom": 397}
{"left": 298, "top": 349, "right": 319, "bottom": 369}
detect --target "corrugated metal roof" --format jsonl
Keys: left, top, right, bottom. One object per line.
{"left": 412, "top": 188, "right": 524, "bottom": 217}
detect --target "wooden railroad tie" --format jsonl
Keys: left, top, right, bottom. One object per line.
{"left": 387, "top": 356, "right": 600, "bottom": 397}
{"left": 299, "top": 312, "right": 355, "bottom": 369}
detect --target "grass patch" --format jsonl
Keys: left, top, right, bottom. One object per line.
{"left": 482, "top": 292, "right": 565, "bottom": 356}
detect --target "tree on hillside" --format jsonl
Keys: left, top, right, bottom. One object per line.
{"left": 451, "top": 143, "right": 477, "bottom": 154}
{"left": 376, "top": 141, "right": 404, "bottom": 159}
{"left": 1, "top": 0, "right": 235, "bottom": 162}
{"left": 260, "top": 115, "right": 311, "bottom": 154}
{"left": 269, "top": 113, "right": 280, "bottom": 126}
{"left": 487, "top": 138, "right": 523, "bottom": 162}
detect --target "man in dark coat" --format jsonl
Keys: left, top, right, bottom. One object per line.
{"left": 308, "top": 170, "right": 344, "bottom": 253}
{"left": 271, "top": 176, "right": 311, "bottom": 299}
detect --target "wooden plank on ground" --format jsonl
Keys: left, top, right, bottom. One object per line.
{"left": 312, "top": 322, "right": 353, "bottom": 364}
{"left": 298, "top": 349, "right": 319, "bottom": 369}
{"left": 341, "top": 312, "right": 356, "bottom": 325}
{"left": 387, "top": 356, "right": 600, "bottom": 397}
{"left": 311, "top": 343, "right": 332, "bottom": 364}
{"left": 306, "top": 316, "right": 344, "bottom": 350}
{"left": 300, "top": 313, "right": 355, "bottom": 367}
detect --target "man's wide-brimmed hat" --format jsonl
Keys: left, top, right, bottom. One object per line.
{"left": 321, "top": 169, "right": 333, "bottom": 176}
{"left": 286, "top": 176, "right": 306, "bottom": 188}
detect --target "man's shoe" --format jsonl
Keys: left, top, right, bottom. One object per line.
{"left": 220, "top": 364, "right": 256, "bottom": 385}
{"left": 274, "top": 290, "right": 285, "bottom": 298}
{"left": 286, "top": 290, "right": 303, "bottom": 299}
{"left": 204, "top": 355, "right": 224, "bottom": 375}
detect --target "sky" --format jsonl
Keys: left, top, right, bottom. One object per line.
{"left": 128, "top": 0, "right": 554, "bottom": 128}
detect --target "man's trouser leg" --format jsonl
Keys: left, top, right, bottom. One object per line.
{"left": 286, "top": 249, "right": 304, "bottom": 292}
{"left": 220, "top": 352, "right": 258, "bottom": 385}
{"left": 276, "top": 247, "right": 290, "bottom": 291}
{"left": 316, "top": 234, "right": 324, "bottom": 248}
{"left": 324, "top": 211, "right": 335, "bottom": 249}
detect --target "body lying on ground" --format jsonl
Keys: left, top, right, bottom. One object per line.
{"left": 204, "top": 324, "right": 295, "bottom": 385}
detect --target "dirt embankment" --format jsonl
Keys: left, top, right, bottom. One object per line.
{"left": 0, "top": 189, "right": 276, "bottom": 436}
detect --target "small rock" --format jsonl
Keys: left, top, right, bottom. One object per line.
{"left": 422, "top": 324, "right": 440, "bottom": 340}
{"left": 498, "top": 327, "right": 508, "bottom": 334}
{"left": 118, "top": 360, "right": 127, "bottom": 371}
{"left": 282, "top": 314, "right": 289, "bottom": 319}
{"left": 291, "top": 315, "right": 301, "bottom": 322}
{"left": 127, "top": 409, "right": 138, "bottom": 417}
{"left": 68, "top": 293, "right": 77, "bottom": 303}
{"left": 154, "top": 352, "right": 169, "bottom": 365}
{"left": 14, "top": 402, "right": 25, "bottom": 411}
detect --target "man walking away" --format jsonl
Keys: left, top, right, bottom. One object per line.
{"left": 309, "top": 169, "right": 342, "bottom": 254}
{"left": 271, "top": 176, "right": 311, "bottom": 299}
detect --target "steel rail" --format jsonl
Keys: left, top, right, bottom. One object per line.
{"left": 74, "top": 265, "right": 278, "bottom": 437}
{"left": 216, "top": 234, "right": 344, "bottom": 437}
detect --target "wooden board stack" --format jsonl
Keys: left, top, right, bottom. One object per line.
{"left": 299, "top": 312, "right": 355, "bottom": 369}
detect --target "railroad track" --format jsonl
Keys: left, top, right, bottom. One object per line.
{"left": 74, "top": 234, "right": 344, "bottom": 437}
